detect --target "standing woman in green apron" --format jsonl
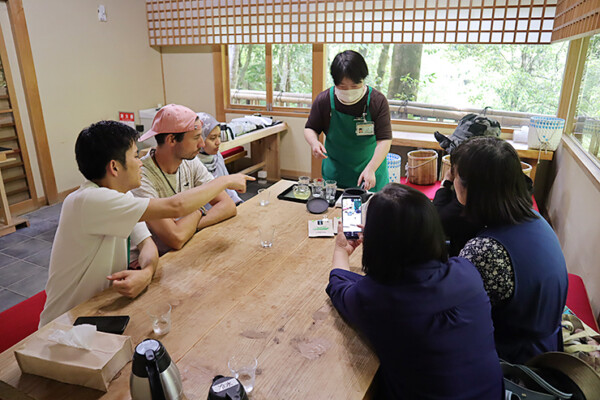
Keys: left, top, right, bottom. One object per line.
{"left": 304, "top": 50, "right": 392, "bottom": 192}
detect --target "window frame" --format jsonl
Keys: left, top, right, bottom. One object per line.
{"left": 218, "top": 44, "right": 315, "bottom": 118}
{"left": 558, "top": 35, "right": 600, "bottom": 186}
{"left": 213, "top": 39, "right": 600, "bottom": 185}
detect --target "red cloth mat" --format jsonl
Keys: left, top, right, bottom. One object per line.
{"left": 400, "top": 177, "right": 441, "bottom": 200}
{"left": 398, "top": 177, "right": 539, "bottom": 211}
{"left": 567, "top": 273, "right": 599, "bottom": 332}
{"left": 0, "top": 290, "right": 46, "bottom": 352}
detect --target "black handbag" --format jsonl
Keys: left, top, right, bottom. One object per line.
{"left": 502, "top": 360, "right": 573, "bottom": 400}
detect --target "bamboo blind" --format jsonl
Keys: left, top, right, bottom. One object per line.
{"left": 146, "top": 0, "right": 558, "bottom": 46}
{"left": 552, "top": 0, "right": 600, "bottom": 42}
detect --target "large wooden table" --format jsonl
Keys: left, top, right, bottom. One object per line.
{"left": 0, "top": 180, "right": 377, "bottom": 399}
{"left": 392, "top": 131, "right": 554, "bottom": 181}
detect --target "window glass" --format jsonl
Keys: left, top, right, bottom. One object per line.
{"left": 573, "top": 34, "right": 600, "bottom": 161}
{"left": 228, "top": 45, "right": 266, "bottom": 106}
{"left": 326, "top": 43, "right": 568, "bottom": 128}
{"left": 272, "top": 44, "right": 312, "bottom": 108}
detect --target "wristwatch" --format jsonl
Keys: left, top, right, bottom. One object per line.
{"left": 441, "top": 179, "right": 453, "bottom": 189}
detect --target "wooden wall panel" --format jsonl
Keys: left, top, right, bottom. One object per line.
{"left": 552, "top": 0, "right": 600, "bottom": 42}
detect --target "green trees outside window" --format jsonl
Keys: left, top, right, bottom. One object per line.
{"left": 227, "top": 42, "right": 569, "bottom": 129}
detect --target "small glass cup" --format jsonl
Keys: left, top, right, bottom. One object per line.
{"left": 312, "top": 178, "right": 324, "bottom": 198}
{"left": 298, "top": 176, "right": 310, "bottom": 185}
{"left": 325, "top": 180, "right": 337, "bottom": 202}
{"left": 228, "top": 355, "right": 258, "bottom": 394}
{"left": 148, "top": 303, "right": 172, "bottom": 335}
{"left": 259, "top": 226, "right": 274, "bottom": 248}
{"left": 257, "top": 188, "right": 270, "bottom": 206}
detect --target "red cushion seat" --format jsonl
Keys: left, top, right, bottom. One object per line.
{"left": 567, "top": 273, "right": 599, "bottom": 332}
{"left": 0, "top": 290, "right": 46, "bottom": 352}
{"left": 221, "top": 146, "right": 244, "bottom": 159}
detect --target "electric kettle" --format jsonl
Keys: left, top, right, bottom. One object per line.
{"left": 130, "top": 339, "right": 183, "bottom": 400}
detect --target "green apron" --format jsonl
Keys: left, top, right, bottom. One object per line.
{"left": 322, "top": 86, "right": 389, "bottom": 192}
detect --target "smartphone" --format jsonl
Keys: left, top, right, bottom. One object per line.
{"left": 342, "top": 195, "right": 363, "bottom": 240}
{"left": 74, "top": 315, "right": 130, "bottom": 335}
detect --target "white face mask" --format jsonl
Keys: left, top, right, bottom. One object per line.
{"left": 334, "top": 85, "right": 366, "bottom": 105}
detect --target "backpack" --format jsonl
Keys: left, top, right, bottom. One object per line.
{"left": 434, "top": 113, "right": 501, "bottom": 154}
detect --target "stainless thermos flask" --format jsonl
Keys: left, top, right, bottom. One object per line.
{"left": 130, "top": 339, "right": 183, "bottom": 400}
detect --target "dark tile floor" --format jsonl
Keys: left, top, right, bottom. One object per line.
{"left": 0, "top": 180, "right": 271, "bottom": 313}
{"left": 0, "top": 202, "right": 61, "bottom": 313}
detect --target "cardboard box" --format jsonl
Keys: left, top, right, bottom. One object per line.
{"left": 14, "top": 322, "right": 133, "bottom": 391}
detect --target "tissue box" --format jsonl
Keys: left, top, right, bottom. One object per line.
{"left": 14, "top": 322, "right": 133, "bottom": 391}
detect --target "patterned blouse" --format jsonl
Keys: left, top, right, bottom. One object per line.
{"left": 459, "top": 237, "right": 515, "bottom": 306}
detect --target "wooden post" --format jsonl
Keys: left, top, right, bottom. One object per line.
{"left": 212, "top": 45, "right": 226, "bottom": 122}
{"left": 265, "top": 44, "right": 273, "bottom": 111}
{"left": 310, "top": 44, "right": 326, "bottom": 179}
{"left": 6, "top": 0, "right": 58, "bottom": 203}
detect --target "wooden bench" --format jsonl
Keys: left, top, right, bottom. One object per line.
{"left": 392, "top": 131, "right": 554, "bottom": 181}
{"left": 219, "top": 123, "right": 286, "bottom": 180}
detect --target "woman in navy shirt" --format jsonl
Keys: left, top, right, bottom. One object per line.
{"left": 327, "top": 184, "right": 503, "bottom": 400}
{"left": 452, "top": 137, "right": 568, "bottom": 363}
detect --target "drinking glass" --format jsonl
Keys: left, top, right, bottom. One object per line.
{"left": 228, "top": 355, "right": 258, "bottom": 394}
{"left": 259, "top": 226, "right": 274, "bottom": 248}
{"left": 298, "top": 176, "right": 310, "bottom": 185}
{"left": 257, "top": 188, "right": 270, "bottom": 206}
{"left": 312, "top": 178, "right": 324, "bottom": 198}
{"left": 148, "top": 303, "right": 172, "bottom": 335}
{"left": 325, "top": 180, "right": 337, "bottom": 202}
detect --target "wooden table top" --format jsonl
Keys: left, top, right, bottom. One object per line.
{"left": 0, "top": 180, "right": 377, "bottom": 400}
{"left": 392, "top": 130, "right": 554, "bottom": 161}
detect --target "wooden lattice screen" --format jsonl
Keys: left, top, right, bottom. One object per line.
{"left": 146, "top": 0, "right": 558, "bottom": 46}
{"left": 552, "top": 0, "right": 600, "bottom": 42}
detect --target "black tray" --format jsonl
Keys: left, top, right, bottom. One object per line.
{"left": 277, "top": 185, "right": 343, "bottom": 206}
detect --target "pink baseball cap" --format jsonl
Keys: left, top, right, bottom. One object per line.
{"left": 138, "top": 104, "right": 202, "bottom": 142}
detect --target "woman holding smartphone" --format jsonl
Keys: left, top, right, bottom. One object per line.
{"left": 304, "top": 50, "right": 391, "bottom": 191}
{"left": 327, "top": 184, "right": 503, "bottom": 400}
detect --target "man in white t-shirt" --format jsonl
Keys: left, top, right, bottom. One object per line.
{"left": 40, "top": 120, "right": 252, "bottom": 326}
{"left": 132, "top": 104, "right": 236, "bottom": 253}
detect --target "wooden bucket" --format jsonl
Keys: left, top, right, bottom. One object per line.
{"left": 407, "top": 150, "right": 438, "bottom": 185}
{"left": 521, "top": 161, "right": 532, "bottom": 177}
{"left": 440, "top": 155, "right": 451, "bottom": 180}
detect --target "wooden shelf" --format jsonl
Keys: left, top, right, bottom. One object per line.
{"left": 3, "top": 174, "right": 26, "bottom": 183}
{"left": 0, "top": 109, "right": 13, "bottom": 114}
{"left": 0, "top": 136, "right": 17, "bottom": 143}
{"left": 6, "top": 186, "right": 29, "bottom": 197}
{"left": 0, "top": 123, "right": 15, "bottom": 129}
{"left": 0, "top": 95, "right": 8, "bottom": 100}
{"left": 0, "top": 161, "right": 23, "bottom": 169}
{"left": 391, "top": 131, "right": 554, "bottom": 161}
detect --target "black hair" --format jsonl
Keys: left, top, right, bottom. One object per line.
{"left": 362, "top": 184, "right": 448, "bottom": 283}
{"left": 330, "top": 50, "right": 369, "bottom": 85}
{"left": 155, "top": 132, "right": 185, "bottom": 145}
{"left": 453, "top": 136, "right": 537, "bottom": 226}
{"left": 75, "top": 120, "right": 138, "bottom": 181}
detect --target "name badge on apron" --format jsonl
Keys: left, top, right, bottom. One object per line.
{"left": 356, "top": 120, "right": 374, "bottom": 136}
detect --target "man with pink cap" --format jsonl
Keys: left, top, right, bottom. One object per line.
{"left": 40, "top": 119, "right": 252, "bottom": 326}
{"left": 133, "top": 104, "right": 236, "bottom": 253}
